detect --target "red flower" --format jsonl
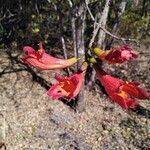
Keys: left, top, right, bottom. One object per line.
{"left": 47, "top": 62, "right": 88, "bottom": 100}
{"left": 94, "top": 64, "right": 149, "bottom": 109}
{"left": 93, "top": 46, "right": 138, "bottom": 64}
{"left": 22, "top": 43, "right": 78, "bottom": 70}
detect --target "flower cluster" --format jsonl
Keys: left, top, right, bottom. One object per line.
{"left": 22, "top": 43, "right": 149, "bottom": 109}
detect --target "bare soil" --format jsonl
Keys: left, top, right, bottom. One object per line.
{"left": 0, "top": 45, "right": 150, "bottom": 150}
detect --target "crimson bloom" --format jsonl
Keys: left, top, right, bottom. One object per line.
{"left": 93, "top": 46, "right": 138, "bottom": 64}
{"left": 94, "top": 64, "right": 149, "bottom": 109}
{"left": 47, "top": 62, "right": 88, "bottom": 100}
{"left": 22, "top": 43, "right": 78, "bottom": 70}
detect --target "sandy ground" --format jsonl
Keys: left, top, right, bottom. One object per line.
{"left": 0, "top": 45, "right": 150, "bottom": 150}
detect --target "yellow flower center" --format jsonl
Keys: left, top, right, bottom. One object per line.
{"left": 118, "top": 91, "right": 128, "bottom": 98}
{"left": 59, "top": 80, "right": 76, "bottom": 96}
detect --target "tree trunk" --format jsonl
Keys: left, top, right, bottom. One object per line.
{"left": 106, "top": 0, "right": 127, "bottom": 49}
{"left": 69, "top": 0, "right": 86, "bottom": 112}
{"left": 97, "top": 0, "right": 110, "bottom": 49}
{"left": 88, "top": 0, "right": 110, "bottom": 87}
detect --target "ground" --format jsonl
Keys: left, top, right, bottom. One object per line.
{"left": 0, "top": 44, "right": 150, "bottom": 150}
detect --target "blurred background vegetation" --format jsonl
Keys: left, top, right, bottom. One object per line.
{"left": 0, "top": 0, "right": 149, "bottom": 50}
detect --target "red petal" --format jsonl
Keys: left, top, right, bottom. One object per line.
{"left": 22, "top": 44, "right": 77, "bottom": 70}
{"left": 55, "top": 74, "right": 66, "bottom": 81}
{"left": 22, "top": 57, "right": 63, "bottom": 70}
{"left": 47, "top": 72, "right": 84, "bottom": 100}
{"left": 122, "top": 83, "right": 149, "bottom": 99}
{"left": 39, "top": 53, "right": 63, "bottom": 64}
{"left": 99, "top": 75, "right": 123, "bottom": 95}
{"left": 125, "top": 98, "right": 139, "bottom": 109}
{"left": 111, "top": 94, "right": 138, "bottom": 109}
{"left": 47, "top": 83, "right": 68, "bottom": 100}
{"left": 104, "top": 46, "right": 138, "bottom": 64}
{"left": 127, "top": 82, "right": 141, "bottom": 86}
{"left": 23, "top": 46, "right": 37, "bottom": 58}
{"left": 70, "top": 73, "right": 83, "bottom": 98}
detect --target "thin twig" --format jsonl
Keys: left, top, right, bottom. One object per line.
{"left": 88, "top": 18, "right": 102, "bottom": 48}
{"left": 61, "top": 37, "right": 67, "bottom": 59}
{"left": 99, "top": 26, "right": 139, "bottom": 44}
{"left": 55, "top": 2, "right": 71, "bottom": 75}
{"left": 60, "top": 36, "right": 71, "bottom": 75}
{"left": 85, "top": 0, "right": 139, "bottom": 47}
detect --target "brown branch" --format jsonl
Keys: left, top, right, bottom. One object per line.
{"left": 86, "top": 0, "right": 139, "bottom": 48}
{"left": 99, "top": 26, "right": 139, "bottom": 45}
